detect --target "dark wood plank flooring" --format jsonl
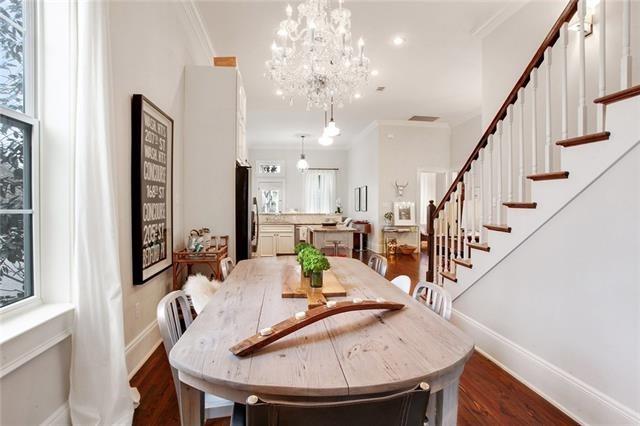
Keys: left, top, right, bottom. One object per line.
{"left": 132, "top": 251, "right": 577, "bottom": 426}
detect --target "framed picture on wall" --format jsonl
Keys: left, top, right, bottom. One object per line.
{"left": 131, "top": 94, "right": 174, "bottom": 284}
{"left": 360, "top": 186, "right": 368, "bottom": 212}
{"left": 354, "top": 187, "right": 361, "bottom": 211}
{"left": 393, "top": 201, "right": 415, "bottom": 226}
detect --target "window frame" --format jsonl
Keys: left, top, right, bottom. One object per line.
{"left": 0, "top": 0, "right": 40, "bottom": 315}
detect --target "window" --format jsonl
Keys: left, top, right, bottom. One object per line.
{"left": 304, "top": 170, "right": 336, "bottom": 214}
{"left": 1, "top": 0, "right": 37, "bottom": 309}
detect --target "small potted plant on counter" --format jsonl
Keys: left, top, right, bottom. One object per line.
{"left": 303, "top": 251, "right": 331, "bottom": 288}
{"left": 384, "top": 211, "right": 394, "bottom": 226}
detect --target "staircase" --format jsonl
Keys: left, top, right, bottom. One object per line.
{"left": 427, "top": 0, "right": 640, "bottom": 300}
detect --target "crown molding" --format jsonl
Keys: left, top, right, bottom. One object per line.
{"left": 471, "top": 1, "right": 530, "bottom": 40}
{"left": 180, "top": 0, "right": 216, "bottom": 60}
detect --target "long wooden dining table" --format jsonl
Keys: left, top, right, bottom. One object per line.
{"left": 170, "top": 256, "right": 474, "bottom": 426}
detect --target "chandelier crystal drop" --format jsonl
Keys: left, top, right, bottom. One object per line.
{"left": 266, "top": 0, "right": 371, "bottom": 109}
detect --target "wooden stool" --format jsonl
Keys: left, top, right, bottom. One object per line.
{"left": 325, "top": 240, "right": 346, "bottom": 257}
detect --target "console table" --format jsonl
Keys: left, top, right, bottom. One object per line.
{"left": 382, "top": 226, "right": 420, "bottom": 255}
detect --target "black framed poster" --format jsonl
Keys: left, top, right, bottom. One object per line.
{"left": 131, "top": 94, "right": 174, "bottom": 284}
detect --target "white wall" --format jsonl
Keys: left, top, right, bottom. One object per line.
{"left": 450, "top": 115, "right": 481, "bottom": 172}
{"left": 248, "top": 147, "right": 349, "bottom": 213}
{"left": 109, "top": 1, "right": 211, "bottom": 376}
{"left": 452, "top": 143, "right": 640, "bottom": 424}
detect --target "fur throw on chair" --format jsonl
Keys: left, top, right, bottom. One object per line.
{"left": 183, "top": 274, "right": 221, "bottom": 314}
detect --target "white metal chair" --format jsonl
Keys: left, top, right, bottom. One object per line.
{"left": 220, "top": 256, "right": 235, "bottom": 281}
{"left": 157, "top": 291, "right": 234, "bottom": 420}
{"left": 412, "top": 282, "right": 452, "bottom": 320}
{"left": 390, "top": 275, "right": 411, "bottom": 294}
{"left": 367, "top": 254, "right": 388, "bottom": 277}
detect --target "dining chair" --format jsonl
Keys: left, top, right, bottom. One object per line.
{"left": 220, "top": 256, "right": 235, "bottom": 281}
{"left": 236, "top": 382, "right": 430, "bottom": 426}
{"left": 390, "top": 275, "right": 411, "bottom": 294}
{"left": 368, "top": 254, "right": 388, "bottom": 277}
{"left": 157, "top": 291, "right": 234, "bottom": 420}
{"left": 412, "top": 282, "right": 452, "bottom": 321}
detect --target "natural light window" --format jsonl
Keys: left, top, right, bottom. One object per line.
{"left": 1, "top": 0, "right": 36, "bottom": 309}
{"left": 304, "top": 170, "right": 336, "bottom": 214}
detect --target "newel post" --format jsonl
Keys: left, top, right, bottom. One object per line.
{"left": 426, "top": 200, "right": 436, "bottom": 282}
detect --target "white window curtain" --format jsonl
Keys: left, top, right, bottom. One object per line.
{"left": 68, "top": 1, "right": 135, "bottom": 424}
{"left": 304, "top": 170, "right": 336, "bottom": 213}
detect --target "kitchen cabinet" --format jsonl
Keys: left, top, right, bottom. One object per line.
{"left": 259, "top": 225, "right": 295, "bottom": 256}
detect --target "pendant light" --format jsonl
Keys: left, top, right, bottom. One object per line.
{"left": 318, "top": 111, "right": 334, "bottom": 146}
{"left": 296, "top": 135, "right": 309, "bottom": 172}
{"left": 324, "top": 100, "right": 341, "bottom": 137}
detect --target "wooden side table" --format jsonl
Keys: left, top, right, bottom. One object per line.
{"left": 172, "top": 240, "right": 228, "bottom": 290}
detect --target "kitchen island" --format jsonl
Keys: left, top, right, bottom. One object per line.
{"left": 307, "top": 225, "right": 355, "bottom": 257}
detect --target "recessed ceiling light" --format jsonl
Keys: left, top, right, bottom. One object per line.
{"left": 370, "top": 69, "right": 379, "bottom": 76}
{"left": 393, "top": 36, "right": 405, "bottom": 46}
{"left": 275, "top": 89, "right": 283, "bottom": 96}
{"left": 354, "top": 93, "right": 361, "bottom": 99}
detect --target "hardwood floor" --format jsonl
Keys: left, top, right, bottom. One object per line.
{"left": 132, "top": 251, "right": 577, "bottom": 426}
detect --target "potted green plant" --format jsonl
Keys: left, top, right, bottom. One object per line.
{"left": 295, "top": 243, "right": 315, "bottom": 278}
{"left": 303, "top": 251, "right": 331, "bottom": 288}
{"left": 384, "top": 211, "right": 394, "bottom": 226}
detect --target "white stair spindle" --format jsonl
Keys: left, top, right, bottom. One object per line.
{"left": 462, "top": 175, "right": 468, "bottom": 257}
{"left": 518, "top": 88, "right": 525, "bottom": 201}
{"left": 487, "top": 134, "right": 494, "bottom": 226}
{"left": 434, "top": 211, "right": 440, "bottom": 284}
{"left": 496, "top": 122, "right": 503, "bottom": 225}
{"left": 598, "top": 0, "right": 606, "bottom": 131}
{"left": 561, "top": 22, "right": 569, "bottom": 140}
{"left": 507, "top": 105, "right": 514, "bottom": 203}
{"left": 444, "top": 201, "right": 449, "bottom": 273}
{"left": 621, "top": 0, "right": 632, "bottom": 89}
{"left": 471, "top": 161, "right": 477, "bottom": 246}
{"left": 544, "top": 47, "right": 552, "bottom": 173}
{"left": 577, "top": 0, "right": 587, "bottom": 136}
{"left": 531, "top": 68, "right": 538, "bottom": 175}
{"left": 478, "top": 149, "right": 485, "bottom": 244}
{"left": 457, "top": 182, "right": 463, "bottom": 261}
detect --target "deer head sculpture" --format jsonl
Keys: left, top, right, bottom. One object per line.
{"left": 394, "top": 181, "right": 408, "bottom": 197}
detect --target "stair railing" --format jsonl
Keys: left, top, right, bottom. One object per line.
{"left": 428, "top": 0, "right": 637, "bottom": 285}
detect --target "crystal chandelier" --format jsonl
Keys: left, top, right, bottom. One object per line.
{"left": 266, "top": 0, "right": 370, "bottom": 110}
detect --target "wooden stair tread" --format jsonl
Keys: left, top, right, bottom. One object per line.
{"left": 556, "top": 131, "right": 610, "bottom": 147}
{"left": 452, "top": 258, "right": 473, "bottom": 268}
{"left": 527, "top": 171, "right": 569, "bottom": 181}
{"left": 503, "top": 202, "right": 537, "bottom": 209}
{"left": 483, "top": 224, "right": 512, "bottom": 233}
{"left": 440, "top": 271, "right": 457, "bottom": 283}
{"left": 467, "top": 242, "right": 490, "bottom": 252}
{"left": 594, "top": 85, "right": 640, "bottom": 105}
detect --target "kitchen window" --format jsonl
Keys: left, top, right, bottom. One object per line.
{"left": 1, "top": 0, "right": 38, "bottom": 310}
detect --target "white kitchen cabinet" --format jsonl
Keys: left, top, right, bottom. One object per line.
{"left": 259, "top": 225, "right": 295, "bottom": 256}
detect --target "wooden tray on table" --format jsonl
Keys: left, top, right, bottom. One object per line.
{"left": 281, "top": 265, "right": 347, "bottom": 308}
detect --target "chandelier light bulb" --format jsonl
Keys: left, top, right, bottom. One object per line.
{"left": 318, "top": 135, "right": 334, "bottom": 146}
{"left": 271, "top": 41, "right": 278, "bottom": 51}
{"left": 393, "top": 36, "right": 405, "bottom": 46}
{"left": 286, "top": 4, "right": 293, "bottom": 17}
{"left": 277, "top": 28, "right": 288, "bottom": 37}
{"left": 325, "top": 120, "right": 340, "bottom": 137}
{"left": 275, "top": 89, "right": 283, "bottom": 96}
{"left": 354, "top": 92, "right": 361, "bottom": 99}
{"left": 357, "top": 37, "right": 364, "bottom": 48}
{"left": 371, "top": 69, "right": 379, "bottom": 76}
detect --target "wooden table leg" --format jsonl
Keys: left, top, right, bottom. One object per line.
{"left": 435, "top": 377, "right": 460, "bottom": 426}
{"left": 179, "top": 380, "right": 204, "bottom": 426}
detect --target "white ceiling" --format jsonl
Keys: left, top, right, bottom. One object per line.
{"left": 196, "top": 1, "right": 519, "bottom": 148}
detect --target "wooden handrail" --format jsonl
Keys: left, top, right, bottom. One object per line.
{"left": 433, "top": 0, "right": 579, "bottom": 218}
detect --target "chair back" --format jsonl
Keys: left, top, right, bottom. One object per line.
{"left": 343, "top": 217, "right": 353, "bottom": 227}
{"left": 412, "top": 282, "right": 452, "bottom": 320}
{"left": 245, "top": 382, "right": 430, "bottom": 426}
{"left": 390, "top": 275, "right": 411, "bottom": 294}
{"left": 157, "top": 291, "right": 193, "bottom": 403}
{"left": 220, "top": 257, "right": 235, "bottom": 281}
{"left": 367, "top": 254, "right": 388, "bottom": 277}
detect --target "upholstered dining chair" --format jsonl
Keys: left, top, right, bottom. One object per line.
{"left": 390, "top": 275, "right": 411, "bottom": 294}
{"left": 234, "top": 382, "right": 431, "bottom": 426}
{"left": 367, "top": 254, "right": 388, "bottom": 277}
{"left": 220, "top": 256, "right": 235, "bottom": 281}
{"left": 157, "top": 291, "right": 234, "bottom": 421}
{"left": 412, "top": 282, "right": 452, "bottom": 321}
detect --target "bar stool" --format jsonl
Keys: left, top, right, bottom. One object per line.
{"left": 325, "top": 240, "right": 346, "bottom": 257}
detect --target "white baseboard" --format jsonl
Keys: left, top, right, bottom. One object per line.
{"left": 451, "top": 308, "right": 640, "bottom": 425}
{"left": 125, "top": 319, "right": 162, "bottom": 379}
{"left": 40, "top": 402, "right": 70, "bottom": 426}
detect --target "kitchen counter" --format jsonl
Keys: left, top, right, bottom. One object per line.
{"left": 259, "top": 213, "right": 343, "bottom": 225}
